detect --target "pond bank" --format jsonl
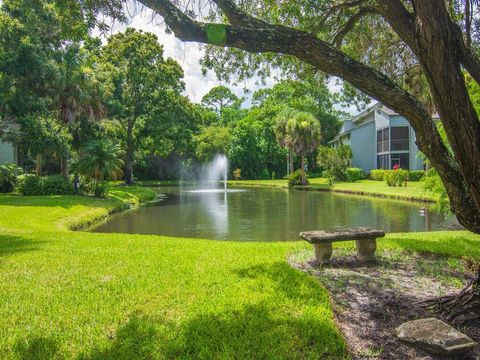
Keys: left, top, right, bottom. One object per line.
{"left": 228, "top": 178, "right": 437, "bottom": 203}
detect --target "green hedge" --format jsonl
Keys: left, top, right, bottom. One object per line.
{"left": 370, "top": 169, "right": 425, "bottom": 182}
{"left": 370, "top": 169, "right": 385, "bottom": 181}
{"left": 346, "top": 167, "right": 363, "bottom": 182}
{"left": 18, "top": 175, "right": 74, "bottom": 196}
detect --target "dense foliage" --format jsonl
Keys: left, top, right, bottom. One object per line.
{"left": 0, "top": 1, "right": 341, "bottom": 183}
{"left": 317, "top": 145, "right": 352, "bottom": 183}
{"left": 18, "top": 174, "right": 74, "bottom": 196}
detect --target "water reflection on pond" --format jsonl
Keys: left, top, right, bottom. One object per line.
{"left": 92, "top": 187, "right": 457, "bottom": 241}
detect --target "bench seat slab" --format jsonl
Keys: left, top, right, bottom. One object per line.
{"left": 300, "top": 227, "right": 385, "bottom": 244}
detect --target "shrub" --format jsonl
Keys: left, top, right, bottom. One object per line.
{"left": 42, "top": 175, "right": 74, "bottom": 195}
{"left": 317, "top": 145, "right": 352, "bottom": 182}
{"left": 271, "top": 171, "right": 276, "bottom": 180}
{"left": 408, "top": 170, "right": 426, "bottom": 181}
{"left": 18, "top": 175, "right": 43, "bottom": 195}
{"left": 18, "top": 175, "right": 74, "bottom": 196}
{"left": 94, "top": 183, "right": 108, "bottom": 198}
{"left": 370, "top": 169, "right": 385, "bottom": 181}
{"left": 385, "top": 169, "right": 409, "bottom": 187}
{"left": 232, "top": 168, "right": 241, "bottom": 181}
{"left": 0, "top": 163, "right": 22, "bottom": 193}
{"left": 346, "top": 167, "right": 363, "bottom": 182}
{"left": 287, "top": 170, "right": 306, "bottom": 187}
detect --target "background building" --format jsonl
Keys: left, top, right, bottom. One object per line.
{"left": 330, "top": 103, "right": 425, "bottom": 172}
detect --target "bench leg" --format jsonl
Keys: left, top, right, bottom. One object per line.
{"left": 356, "top": 238, "right": 377, "bottom": 261}
{"left": 313, "top": 243, "right": 333, "bottom": 264}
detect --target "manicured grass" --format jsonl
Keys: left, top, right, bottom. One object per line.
{"left": 229, "top": 178, "right": 437, "bottom": 202}
{"left": 0, "top": 188, "right": 346, "bottom": 359}
{"left": 0, "top": 185, "right": 478, "bottom": 359}
{"left": 329, "top": 180, "right": 436, "bottom": 202}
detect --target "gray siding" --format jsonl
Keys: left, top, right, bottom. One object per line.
{"left": 350, "top": 121, "right": 376, "bottom": 172}
{"left": 0, "top": 140, "right": 15, "bottom": 164}
{"left": 374, "top": 110, "right": 390, "bottom": 130}
{"left": 389, "top": 115, "right": 410, "bottom": 127}
{"left": 409, "top": 131, "right": 424, "bottom": 170}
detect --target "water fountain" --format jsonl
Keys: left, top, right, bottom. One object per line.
{"left": 188, "top": 154, "right": 231, "bottom": 193}
{"left": 205, "top": 154, "right": 228, "bottom": 191}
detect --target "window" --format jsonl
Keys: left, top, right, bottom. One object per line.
{"left": 377, "top": 154, "right": 389, "bottom": 169}
{"left": 377, "top": 128, "right": 389, "bottom": 153}
{"left": 391, "top": 127, "right": 409, "bottom": 151}
{"left": 391, "top": 153, "right": 410, "bottom": 169}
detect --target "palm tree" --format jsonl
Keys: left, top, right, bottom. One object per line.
{"left": 77, "top": 139, "right": 124, "bottom": 196}
{"left": 275, "top": 110, "right": 322, "bottom": 185}
{"left": 274, "top": 107, "right": 297, "bottom": 175}
{"left": 52, "top": 44, "right": 109, "bottom": 177}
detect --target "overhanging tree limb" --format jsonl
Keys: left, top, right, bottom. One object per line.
{"left": 137, "top": 0, "right": 480, "bottom": 232}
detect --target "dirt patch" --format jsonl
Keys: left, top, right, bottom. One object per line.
{"left": 289, "top": 248, "right": 479, "bottom": 359}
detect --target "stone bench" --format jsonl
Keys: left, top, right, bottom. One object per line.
{"left": 300, "top": 227, "right": 385, "bottom": 263}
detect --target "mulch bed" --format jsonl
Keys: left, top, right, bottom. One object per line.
{"left": 289, "top": 249, "right": 479, "bottom": 359}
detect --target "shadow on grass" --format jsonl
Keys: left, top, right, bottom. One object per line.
{"left": 83, "top": 262, "right": 345, "bottom": 359}
{"left": 14, "top": 336, "right": 60, "bottom": 360}
{"left": 83, "top": 305, "right": 345, "bottom": 360}
{"left": 0, "top": 234, "right": 43, "bottom": 258}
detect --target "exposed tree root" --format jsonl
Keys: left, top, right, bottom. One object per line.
{"left": 419, "top": 268, "right": 480, "bottom": 326}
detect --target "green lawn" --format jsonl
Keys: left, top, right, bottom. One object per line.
{"left": 230, "top": 178, "right": 437, "bottom": 202}
{"left": 0, "top": 185, "right": 477, "bottom": 359}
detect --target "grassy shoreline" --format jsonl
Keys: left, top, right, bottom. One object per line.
{"left": 228, "top": 178, "right": 437, "bottom": 203}
{"left": 0, "top": 184, "right": 477, "bottom": 359}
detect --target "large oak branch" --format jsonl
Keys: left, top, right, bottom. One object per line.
{"left": 137, "top": 0, "right": 480, "bottom": 230}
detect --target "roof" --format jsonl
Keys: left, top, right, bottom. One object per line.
{"left": 329, "top": 102, "right": 397, "bottom": 144}
{"left": 351, "top": 102, "right": 397, "bottom": 123}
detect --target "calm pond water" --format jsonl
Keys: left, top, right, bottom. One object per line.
{"left": 93, "top": 188, "right": 456, "bottom": 241}
{"left": 92, "top": 187, "right": 457, "bottom": 241}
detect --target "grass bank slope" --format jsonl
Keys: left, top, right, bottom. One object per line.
{"left": 230, "top": 178, "right": 436, "bottom": 202}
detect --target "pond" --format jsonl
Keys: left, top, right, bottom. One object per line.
{"left": 93, "top": 187, "right": 457, "bottom": 241}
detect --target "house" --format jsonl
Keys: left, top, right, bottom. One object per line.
{"left": 0, "top": 139, "right": 18, "bottom": 164}
{"left": 330, "top": 103, "right": 424, "bottom": 172}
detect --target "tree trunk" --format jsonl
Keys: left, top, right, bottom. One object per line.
{"left": 125, "top": 121, "right": 134, "bottom": 185}
{"left": 125, "top": 148, "right": 134, "bottom": 185}
{"left": 61, "top": 155, "right": 69, "bottom": 178}
{"left": 35, "top": 153, "right": 42, "bottom": 176}
{"left": 300, "top": 153, "right": 307, "bottom": 185}
{"left": 289, "top": 150, "right": 294, "bottom": 174}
